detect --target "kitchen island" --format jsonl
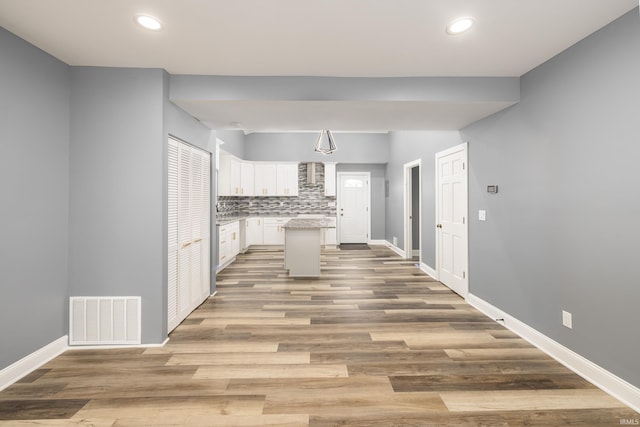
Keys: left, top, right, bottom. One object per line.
{"left": 283, "top": 218, "right": 328, "bottom": 277}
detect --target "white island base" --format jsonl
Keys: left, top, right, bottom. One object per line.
{"left": 283, "top": 219, "right": 326, "bottom": 277}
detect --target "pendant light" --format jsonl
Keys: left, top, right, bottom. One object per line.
{"left": 314, "top": 130, "right": 337, "bottom": 155}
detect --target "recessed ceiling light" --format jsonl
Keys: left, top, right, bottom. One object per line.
{"left": 446, "top": 17, "right": 474, "bottom": 35}
{"left": 135, "top": 14, "right": 163, "bottom": 31}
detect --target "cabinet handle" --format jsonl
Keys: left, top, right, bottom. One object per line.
{"left": 221, "top": 255, "right": 226, "bottom": 260}
{"left": 195, "top": 238, "right": 202, "bottom": 243}
{"left": 232, "top": 232, "right": 236, "bottom": 240}
{"left": 182, "top": 242, "right": 191, "bottom": 248}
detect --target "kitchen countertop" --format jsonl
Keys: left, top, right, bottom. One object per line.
{"left": 217, "top": 214, "right": 335, "bottom": 226}
{"left": 282, "top": 218, "right": 328, "bottom": 229}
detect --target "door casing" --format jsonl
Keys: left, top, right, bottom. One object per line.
{"left": 403, "top": 159, "right": 422, "bottom": 262}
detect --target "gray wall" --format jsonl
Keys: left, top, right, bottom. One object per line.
{"left": 386, "top": 131, "right": 463, "bottom": 266}
{"left": 461, "top": 9, "right": 640, "bottom": 388}
{"left": 69, "top": 67, "right": 167, "bottom": 344}
{"left": 337, "top": 164, "right": 386, "bottom": 240}
{"left": 244, "top": 132, "right": 390, "bottom": 164}
{"left": 0, "top": 27, "right": 70, "bottom": 370}
{"left": 216, "top": 130, "right": 245, "bottom": 159}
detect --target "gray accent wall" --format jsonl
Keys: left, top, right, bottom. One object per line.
{"left": 386, "top": 131, "right": 463, "bottom": 267}
{"left": 0, "top": 27, "right": 70, "bottom": 370}
{"left": 216, "top": 130, "right": 245, "bottom": 159}
{"left": 69, "top": 67, "right": 167, "bottom": 344}
{"left": 244, "top": 132, "right": 390, "bottom": 164}
{"left": 461, "top": 9, "right": 640, "bottom": 388}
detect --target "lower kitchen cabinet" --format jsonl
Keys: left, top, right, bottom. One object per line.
{"left": 263, "top": 218, "right": 291, "bottom": 245}
{"left": 218, "top": 221, "right": 240, "bottom": 268}
{"left": 246, "top": 218, "right": 264, "bottom": 246}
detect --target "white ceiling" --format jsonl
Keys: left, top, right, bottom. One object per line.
{"left": 0, "top": 0, "right": 636, "bottom": 131}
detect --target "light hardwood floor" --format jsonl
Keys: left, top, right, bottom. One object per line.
{"left": 0, "top": 246, "right": 637, "bottom": 426}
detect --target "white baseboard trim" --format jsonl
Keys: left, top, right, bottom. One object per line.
{"left": 67, "top": 337, "right": 170, "bottom": 351}
{"left": 368, "top": 239, "right": 388, "bottom": 246}
{"left": 210, "top": 290, "right": 218, "bottom": 297}
{"left": 0, "top": 336, "right": 68, "bottom": 392}
{"left": 0, "top": 335, "right": 175, "bottom": 391}
{"left": 467, "top": 293, "right": 640, "bottom": 413}
{"left": 382, "top": 240, "right": 406, "bottom": 258}
{"left": 419, "top": 262, "right": 438, "bottom": 280}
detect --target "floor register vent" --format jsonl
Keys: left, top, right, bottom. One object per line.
{"left": 69, "top": 297, "right": 141, "bottom": 346}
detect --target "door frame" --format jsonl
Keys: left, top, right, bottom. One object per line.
{"left": 435, "top": 142, "right": 469, "bottom": 297}
{"left": 403, "top": 159, "right": 422, "bottom": 262}
{"left": 336, "top": 172, "right": 371, "bottom": 244}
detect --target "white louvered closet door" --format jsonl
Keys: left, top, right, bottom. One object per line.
{"left": 168, "top": 137, "right": 211, "bottom": 332}
{"left": 167, "top": 139, "right": 179, "bottom": 331}
{"left": 200, "top": 154, "right": 211, "bottom": 299}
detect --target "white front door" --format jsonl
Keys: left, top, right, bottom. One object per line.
{"left": 338, "top": 173, "right": 370, "bottom": 244}
{"left": 436, "top": 143, "right": 468, "bottom": 297}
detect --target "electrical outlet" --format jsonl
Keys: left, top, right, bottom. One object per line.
{"left": 393, "top": 237, "right": 398, "bottom": 246}
{"left": 478, "top": 210, "right": 486, "bottom": 221}
{"left": 562, "top": 310, "right": 572, "bottom": 329}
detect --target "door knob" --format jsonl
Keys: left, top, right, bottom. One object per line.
{"left": 436, "top": 224, "right": 442, "bottom": 228}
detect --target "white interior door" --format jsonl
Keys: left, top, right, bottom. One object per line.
{"left": 436, "top": 143, "right": 468, "bottom": 297}
{"left": 338, "top": 173, "right": 370, "bottom": 244}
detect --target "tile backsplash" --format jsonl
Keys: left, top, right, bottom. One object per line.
{"left": 217, "top": 163, "right": 336, "bottom": 218}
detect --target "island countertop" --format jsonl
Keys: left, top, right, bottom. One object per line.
{"left": 283, "top": 218, "right": 328, "bottom": 229}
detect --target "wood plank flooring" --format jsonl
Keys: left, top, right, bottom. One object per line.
{"left": 0, "top": 245, "right": 637, "bottom": 426}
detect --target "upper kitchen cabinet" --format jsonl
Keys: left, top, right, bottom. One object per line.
{"left": 240, "top": 161, "right": 254, "bottom": 196}
{"left": 219, "top": 152, "right": 298, "bottom": 197}
{"left": 217, "top": 152, "right": 238, "bottom": 196}
{"left": 276, "top": 163, "right": 299, "bottom": 196}
{"left": 254, "top": 163, "right": 277, "bottom": 196}
{"left": 324, "top": 163, "right": 336, "bottom": 196}
{"left": 218, "top": 151, "right": 254, "bottom": 196}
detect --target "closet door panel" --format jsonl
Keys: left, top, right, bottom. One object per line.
{"left": 169, "top": 138, "right": 212, "bottom": 332}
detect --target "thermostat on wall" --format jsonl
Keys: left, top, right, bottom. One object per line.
{"left": 487, "top": 185, "right": 498, "bottom": 194}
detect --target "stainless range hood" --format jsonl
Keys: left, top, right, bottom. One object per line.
{"left": 307, "top": 162, "right": 317, "bottom": 184}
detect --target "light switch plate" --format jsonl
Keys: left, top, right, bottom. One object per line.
{"left": 478, "top": 210, "right": 486, "bottom": 221}
{"left": 562, "top": 310, "right": 572, "bottom": 329}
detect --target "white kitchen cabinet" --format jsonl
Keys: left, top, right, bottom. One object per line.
{"left": 263, "top": 218, "right": 291, "bottom": 245}
{"left": 218, "top": 152, "right": 241, "bottom": 196}
{"left": 324, "top": 216, "right": 337, "bottom": 247}
{"left": 254, "top": 163, "right": 277, "bottom": 196}
{"left": 276, "top": 163, "right": 299, "bottom": 196}
{"left": 324, "top": 163, "right": 336, "bottom": 196}
{"left": 229, "top": 157, "right": 241, "bottom": 195}
{"left": 246, "top": 217, "right": 264, "bottom": 246}
{"left": 217, "top": 153, "right": 231, "bottom": 196}
{"left": 240, "top": 161, "right": 254, "bottom": 196}
{"left": 218, "top": 221, "right": 240, "bottom": 267}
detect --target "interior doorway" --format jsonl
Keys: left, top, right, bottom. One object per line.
{"left": 404, "top": 160, "right": 421, "bottom": 262}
